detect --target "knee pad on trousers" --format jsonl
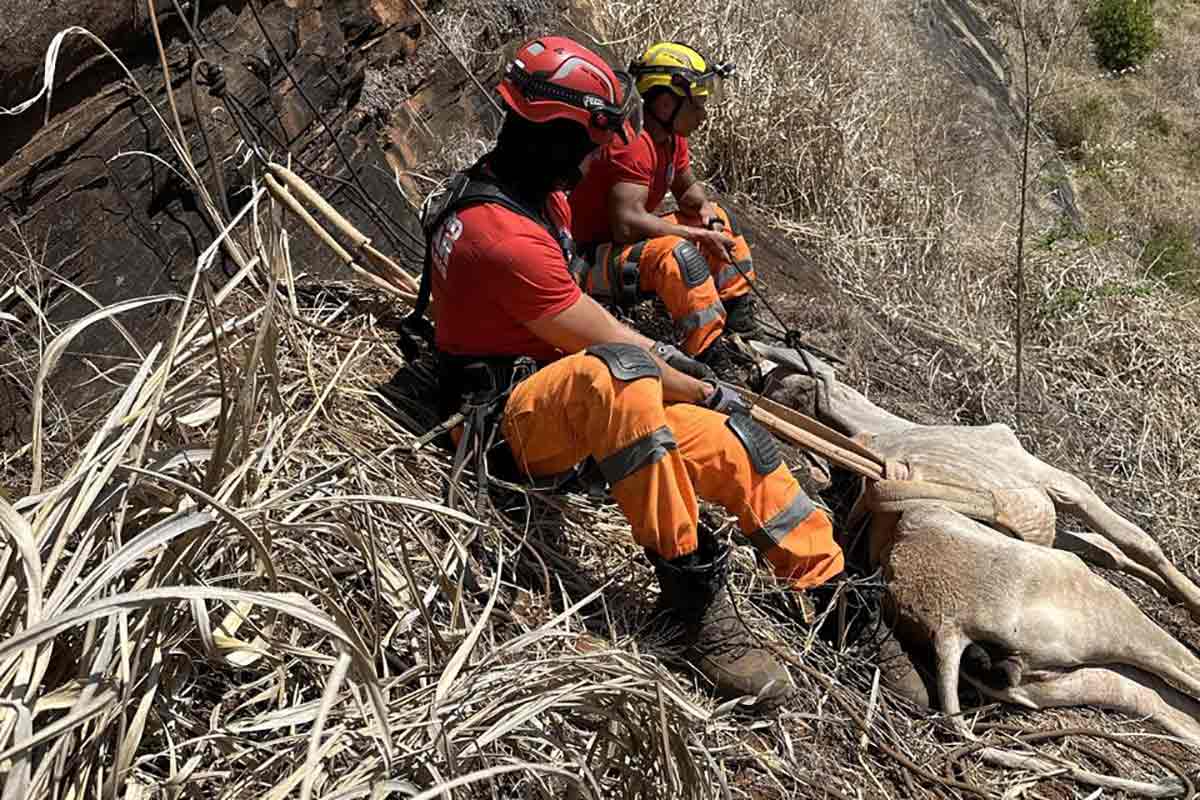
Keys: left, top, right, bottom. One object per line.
{"left": 726, "top": 412, "right": 782, "bottom": 475}
{"left": 586, "top": 343, "right": 661, "bottom": 382}
{"left": 617, "top": 242, "right": 646, "bottom": 303}
{"left": 673, "top": 241, "right": 711, "bottom": 288}
{"left": 583, "top": 243, "right": 643, "bottom": 306}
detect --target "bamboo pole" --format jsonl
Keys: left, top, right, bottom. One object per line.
{"left": 730, "top": 384, "right": 886, "bottom": 481}
{"left": 267, "top": 163, "right": 420, "bottom": 295}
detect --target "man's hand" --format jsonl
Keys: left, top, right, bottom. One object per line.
{"left": 701, "top": 383, "right": 750, "bottom": 415}
{"left": 653, "top": 342, "right": 716, "bottom": 383}
{"left": 698, "top": 200, "right": 724, "bottom": 231}
{"left": 690, "top": 227, "right": 736, "bottom": 263}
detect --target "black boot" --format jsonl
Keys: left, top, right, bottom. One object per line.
{"left": 649, "top": 539, "right": 795, "bottom": 709}
{"left": 697, "top": 335, "right": 756, "bottom": 384}
{"left": 723, "top": 293, "right": 761, "bottom": 337}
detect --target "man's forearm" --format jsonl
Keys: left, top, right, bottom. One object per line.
{"left": 657, "top": 360, "right": 711, "bottom": 404}
{"left": 675, "top": 179, "right": 707, "bottom": 216}
{"left": 614, "top": 208, "right": 700, "bottom": 245}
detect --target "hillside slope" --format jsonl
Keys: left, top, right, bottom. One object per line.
{"left": 1, "top": 0, "right": 1199, "bottom": 797}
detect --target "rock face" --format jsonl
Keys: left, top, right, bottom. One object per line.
{"left": 914, "top": 0, "right": 1079, "bottom": 221}
{"left": 0, "top": 0, "right": 885, "bottom": 450}
{"left": 0, "top": 0, "right": 452, "bottom": 443}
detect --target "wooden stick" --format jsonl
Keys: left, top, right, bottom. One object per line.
{"left": 268, "top": 163, "right": 420, "bottom": 294}
{"left": 265, "top": 174, "right": 416, "bottom": 304}
{"left": 266, "top": 174, "right": 354, "bottom": 265}
{"left": 269, "top": 163, "right": 368, "bottom": 247}
{"left": 729, "top": 384, "right": 886, "bottom": 481}
{"left": 746, "top": 389, "right": 885, "bottom": 468}
{"left": 361, "top": 242, "right": 420, "bottom": 294}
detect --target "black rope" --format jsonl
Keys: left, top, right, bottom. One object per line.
{"left": 174, "top": 1, "right": 425, "bottom": 265}
{"left": 215, "top": 66, "right": 425, "bottom": 262}
{"left": 718, "top": 255, "right": 843, "bottom": 364}
{"left": 190, "top": 60, "right": 232, "bottom": 221}
{"left": 193, "top": 59, "right": 432, "bottom": 269}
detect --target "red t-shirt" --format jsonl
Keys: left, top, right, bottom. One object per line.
{"left": 568, "top": 131, "right": 690, "bottom": 245}
{"left": 432, "top": 191, "right": 580, "bottom": 364}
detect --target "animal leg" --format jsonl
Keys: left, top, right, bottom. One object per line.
{"left": 1054, "top": 528, "right": 1174, "bottom": 598}
{"left": 938, "top": 639, "right": 1187, "bottom": 796}
{"left": 979, "top": 664, "right": 1200, "bottom": 746}
{"left": 1012, "top": 548, "right": 1200, "bottom": 701}
{"left": 933, "top": 630, "right": 970, "bottom": 733}
{"left": 1045, "top": 471, "right": 1200, "bottom": 622}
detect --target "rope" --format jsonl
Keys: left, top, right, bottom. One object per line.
{"left": 720, "top": 255, "right": 843, "bottom": 365}
{"left": 190, "top": 61, "right": 232, "bottom": 221}
{"left": 244, "top": 0, "right": 425, "bottom": 261}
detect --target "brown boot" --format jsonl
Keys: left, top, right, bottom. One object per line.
{"left": 649, "top": 540, "right": 795, "bottom": 709}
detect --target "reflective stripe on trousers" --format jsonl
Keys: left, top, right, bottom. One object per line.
{"left": 676, "top": 299, "right": 725, "bottom": 337}
{"left": 501, "top": 352, "right": 844, "bottom": 586}
{"left": 715, "top": 260, "right": 755, "bottom": 292}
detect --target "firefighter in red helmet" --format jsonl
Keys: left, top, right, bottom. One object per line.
{"left": 405, "top": 37, "right": 844, "bottom": 710}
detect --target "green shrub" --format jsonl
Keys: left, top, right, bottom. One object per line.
{"left": 1043, "top": 94, "right": 1110, "bottom": 158}
{"left": 1039, "top": 281, "right": 1153, "bottom": 320}
{"left": 1087, "top": 0, "right": 1160, "bottom": 71}
{"left": 1141, "top": 221, "right": 1199, "bottom": 293}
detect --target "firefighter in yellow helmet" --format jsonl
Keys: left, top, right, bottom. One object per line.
{"left": 569, "top": 42, "right": 759, "bottom": 358}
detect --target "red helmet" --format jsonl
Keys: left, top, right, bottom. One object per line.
{"left": 498, "top": 37, "right": 643, "bottom": 146}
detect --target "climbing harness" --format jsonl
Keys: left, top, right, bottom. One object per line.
{"left": 402, "top": 160, "right": 591, "bottom": 513}
{"left": 400, "top": 158, "right": 578, "bottom": 359}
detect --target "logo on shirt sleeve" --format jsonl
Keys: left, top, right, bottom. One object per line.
{"left": 432, "top": 212, "right": 464, "bottom": 279}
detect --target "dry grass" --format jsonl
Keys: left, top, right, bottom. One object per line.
{"left": 4, "top": 2, "right": 1200, "bottom": 798}
{"left": 0, "top": 217, "right": 964, "bottom": 798}
{"left": 986, "top": 0, "right": 1200, "bottom": 290}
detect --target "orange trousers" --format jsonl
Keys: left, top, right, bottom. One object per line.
{"left": 662, "top": 203, "right": 757, "bottom": 302}
{"left": 581, "top": 202, "right": 756, "bottom": 356}
{"left": 500, "top": 350, "right": 844, "bottom": 589}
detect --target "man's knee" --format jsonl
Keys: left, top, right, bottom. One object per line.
{"left": 726, "top": 413, "right": 782, "bottom": 475}
{"left": 585, "top": 343, "right": 660, "bottom": 382}
{"left": 672, "top": 240, "right": 711, "bottom": 288}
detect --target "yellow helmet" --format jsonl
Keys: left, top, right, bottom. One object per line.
{"left": 628, "top": 42, "right": 735, "bottom": 101}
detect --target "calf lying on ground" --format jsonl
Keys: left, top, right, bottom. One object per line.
{"left": 883, "top": 505, "right": 1200, "bottom": 744}
{"left": 746, "top": 344, "right": 1200, "bottom": 793}
{"left": 750, "top": 340, "right": 1200, "bottom": 622}
{"left": 875, "top": 506, "right": 1200, "bottom": 796}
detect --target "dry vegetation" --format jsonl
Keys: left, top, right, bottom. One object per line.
{"left": 2, "top": 0, "right": 1200, "bottom": 797}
